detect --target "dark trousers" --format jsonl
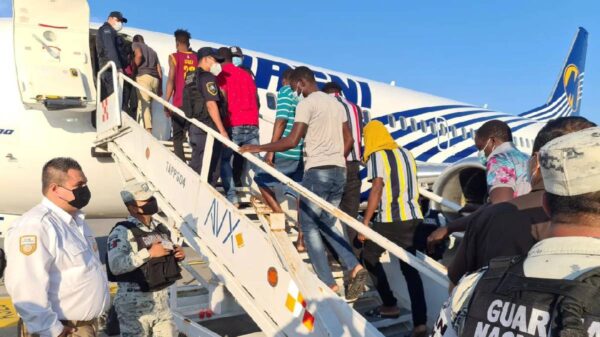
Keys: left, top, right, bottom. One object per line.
{"left": 339, "top": 161, "right": 362, "bottom": 256}
{"left": 362, "top": 219, "right": 427, "bottom": 326}
{"left": 172, "top": 113, "right": 188, "bottom": 161}
{"left": 189, "top": 124, "right": 222, "bottom": 186}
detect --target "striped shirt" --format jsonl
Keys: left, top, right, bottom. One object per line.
{"left": 331, "top": 93, "right": 364, "bottom": 162}
{"left": 367, "top": 148, "right": 423, "bottom": 222}
{"left": 275, "top": 85, "right": 303, "bottom": 160}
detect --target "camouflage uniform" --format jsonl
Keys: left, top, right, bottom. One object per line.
{"left": 107, "top": 216, "right": 177, "bottom": 337}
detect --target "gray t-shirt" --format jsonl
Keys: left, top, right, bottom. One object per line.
{"left": 132, "top": 42, "right": 160, "bottom": 78}
{"left": 294, "top": 91, "right": 348, "bottom": 170}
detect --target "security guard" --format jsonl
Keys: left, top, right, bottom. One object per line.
{"left": 183, "top": 47, "right": 228, "bottom": 186}
{"left": 107, "top": 182, "right": 185, "bottom": 337}
{"left": 432, "top": 126, "right": 600, "bottom": 337}
{"left": 5, "top": 157, "right": 109, "bottom": 337}
{"left": 96, "top": 11, "right": 128, "bottom": 101}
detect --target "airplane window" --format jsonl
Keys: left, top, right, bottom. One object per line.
{"left": 440, "top": 124, "right": 448, "bottom": 136}
{"left": 461, "top": 127, "right": 467, "bottom": 139}
{"left": 362, "top": 110, "right": 371, "bottom": 124}
{"left": 411, "top": 118, "right": 418, "bottom": 131}
{"left": 451, "top": 126, "right": 458, "bottom": 138}
{"left": 388, "top": 115, "right": 396, "bottom": 128}
{"left": 420, "top": 120, "right": 427, "bottom": 133}
{"left": 525, "top": 138, "right": 531, "bottom": 148}
{"left": 469, "top": 129, "right": 475, "bottom": 139}
{"left": 429, "top": 122, "right": 437, "bottom": 135}
{"left": 399, "top": 117, "right": 408, "bottom": 130}
{"left": 518, "top": 137, "right": 524, "bottom": 147}
{"left": 266, "top": 93, "right": 276, "bottom": 110}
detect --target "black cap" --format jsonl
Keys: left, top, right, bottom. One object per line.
{"left": 109, "top": 11, "right": 128, "bottom": 23}
{"left": 197, "top": 47, "right": 224, "bottom": 62}
{"left": 230, "top": 46, "right": 243, "bottom": 57}
{"left": 217, "top": 47, "right": 233, "bottom": 61}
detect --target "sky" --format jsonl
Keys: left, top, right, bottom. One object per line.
{"left": 1, "top": 0, "right": 599, "bottom": 123}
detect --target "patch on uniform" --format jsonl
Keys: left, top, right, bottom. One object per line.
{"left": 206, "top": 82, "right": 218, "bottom": 96}
{"left": 109, "top": 238, "right": 121, "bottom": 250}
{"left": 19, "top": 235, "right": 37, "bottom": 255}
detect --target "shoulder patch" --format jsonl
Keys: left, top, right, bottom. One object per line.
{"left": 206, "top": 82, "right": 218, "bottom": 96}
{"left": 20, "top": 235, "right": 37, "bottom": 255}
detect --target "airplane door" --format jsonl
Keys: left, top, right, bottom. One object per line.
{"left": 12, "top": 0, "right": 95, "bottom": 110}
{"left": 435, "top": 116, "right": 450, "bottom": 151}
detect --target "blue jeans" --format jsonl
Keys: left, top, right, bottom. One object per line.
{"left": 221, "top": 125, "right": 259, "bottom": 203}
{"left": 300, "top": 166, "right": 359, "bottom": 286}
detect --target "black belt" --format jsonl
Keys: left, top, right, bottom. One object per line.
{"left": 310, "top": 165, "right": 340, "bottom": 170}
{"left": 60, "top": 318, "right": 97, "bottom": 328}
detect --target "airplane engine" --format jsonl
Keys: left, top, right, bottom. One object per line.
{"left": 429, "top": 158, "right": 487, "bottom": 221}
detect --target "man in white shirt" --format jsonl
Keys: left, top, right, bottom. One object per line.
{"left": 5, "top": 157, "right": 110, "bottom": 337}
{"left": 432, "top": 127, "right": 600, "bottom": 337}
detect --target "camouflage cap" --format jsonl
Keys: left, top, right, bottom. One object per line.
{"left": 539, "top": 126, "right": 600, "bottom": 196}
{"left": 120, "top": 182, "right": 154, "bottom": 203}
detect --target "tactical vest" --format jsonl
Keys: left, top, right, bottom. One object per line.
{"left": 181, "top": 69, "right": 228, "bottom": 129}
{"left": 107, "top": 221, "right": 182, "bottom": 292}
{"left": 461, "top": 256, "right": 600, "bottom": 337}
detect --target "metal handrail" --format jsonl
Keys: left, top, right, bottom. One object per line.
{"left": 100, "top": 61, "right": 450, "bottom": 287}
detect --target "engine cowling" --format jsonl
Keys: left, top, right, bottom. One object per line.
{"left": 429, "top": 157, "right": 487, "bottom": 221}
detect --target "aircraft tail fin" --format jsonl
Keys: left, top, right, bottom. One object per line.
{"left": 520, "top": 27, "right": 588, "bottom": 121}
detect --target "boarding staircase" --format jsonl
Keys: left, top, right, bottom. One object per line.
{"left": 95, "top": 62, "right": 452, "bottom": 337}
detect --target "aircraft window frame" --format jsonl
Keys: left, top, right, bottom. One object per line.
{"left": 461, "top": 127, "right": 467, "bottom": 139}
{"left": 399, "top": 117, "right": 408, "bottom": 130}
{"left": 469, "top": 129, "right": 475, "bottom": 139}
{"left": 266, "top": 93, "right": 277, "bottom": 110}
{"left": 451, "top": 125, "right": 458, "bottom": 138}
{"left": 518, "top": 137, "right": 524, "bottom": 147}
{"left": 420, "top": 120, "right": 427, "bottom": 133}
{"left": 525, "top": 138, "right": 531, "bottom": 148}
{"left": 388, "top": 115, "right": 396, "bottom": 128}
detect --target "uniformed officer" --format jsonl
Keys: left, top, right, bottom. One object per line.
{"left": 107, "top": 182, "right": 185, "bottom": 337}
{"left": 184, "top": 47, "right": 228, "bottom": 186}
{"left": 432, "top": 126, "right": 600, "bottom": 337}
{"left": 5, "top": 157, "right": 110, "bottom": 337}
{"left": 96, "top": 11, "right": 128, "bottom": 101}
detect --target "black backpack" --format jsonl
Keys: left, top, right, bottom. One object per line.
{"left": 0, "top": 248, "right": 6, "bottom": 279}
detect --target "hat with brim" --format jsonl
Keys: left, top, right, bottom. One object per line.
{"left": 197, "top": 47, "right": 225, "bottom": 62}
{"left": 120, "top": 182, "right": 154, "bottom": 204}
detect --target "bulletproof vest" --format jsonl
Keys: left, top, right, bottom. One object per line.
{"left": 181, "top": 70, "right": 215, "bottom": 129}
{"left": 461, "top": 256, "right": 600, "bottom": 337}
{"left": 107, "top": 221, "right": 182, "bottom": 292}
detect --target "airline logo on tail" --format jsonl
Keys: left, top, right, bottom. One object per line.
{"left": 563, "top": 64, "right": 581, "bottom": 111}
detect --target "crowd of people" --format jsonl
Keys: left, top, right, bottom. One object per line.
{"left": 4, "top": 9, "right": 600, "bottom": 337}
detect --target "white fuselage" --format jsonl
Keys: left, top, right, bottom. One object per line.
{"left": 0, "top": 19, "right": 544, "bottom": 219}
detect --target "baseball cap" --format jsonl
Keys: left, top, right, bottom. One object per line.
{"left": 230, "top": 46, "right": 243, "bottom": 57}
{"left": 109, "top": 11, "right": 128, "bottom": 23}
{"left": 217, "top": 47, "right": 233, "bottom": 60}
{"left": 539, "top": 126, "right": 600, "bottom": 196}
{"left": 197, "top": 47, "right": 224, "bottom": 62}
{"left": 120, "top": 182, "right": 154, "bottom": 204}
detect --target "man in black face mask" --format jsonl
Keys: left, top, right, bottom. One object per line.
{"left": 107, "top": 182, "right": 185, "bottom": 337}
{"left": 5, "top": 157, "right": 109, "bottom": 337}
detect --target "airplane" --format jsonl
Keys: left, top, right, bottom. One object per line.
{"left": 0, "top": 0, "right": 587, "bottom": 230}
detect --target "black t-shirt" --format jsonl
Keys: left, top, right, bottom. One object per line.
{"left": 447, "top": 185, "right": 549, "bottom": 284}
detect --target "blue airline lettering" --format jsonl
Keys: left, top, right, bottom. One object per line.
{"left": 247, "top": 55, "right": 372, "bottom": 108}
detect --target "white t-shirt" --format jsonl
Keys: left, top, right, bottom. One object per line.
{"left": 294, "top": 91, "right": 348, "bottom": 170}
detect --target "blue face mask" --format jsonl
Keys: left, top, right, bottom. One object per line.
{"left": 232, "top": 56, "right": 243, "bottom": 67}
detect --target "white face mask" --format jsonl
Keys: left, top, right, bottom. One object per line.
{"left": 292, "top": 82, "right": 304, "bottom": 102}
{"left": 210, "top": 62, "right": 222, "bottom": 76}
{"left": 477, "top": 139, "right": 492, "bottom": 166}
{"left": 113, "top": 21, "right": 123, "bottom": 32}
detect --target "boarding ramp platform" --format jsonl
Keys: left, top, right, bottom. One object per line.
{"left": 95, "top": 62, "right": 454, "bottom": 337}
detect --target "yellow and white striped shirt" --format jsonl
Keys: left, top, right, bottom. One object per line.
{"left": 367, "top": 148, "right": 423, "bottom": 222}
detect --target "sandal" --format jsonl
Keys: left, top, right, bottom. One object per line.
{"left": 345, "top": 268, "right": 368, "bottom": 300}
{"left": 364, "top": 307, "right": 401, "bottom": 319}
